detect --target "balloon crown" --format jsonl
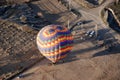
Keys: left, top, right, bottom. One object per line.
{"left": 36, "top": 25, "right": 73, "bottom": 63}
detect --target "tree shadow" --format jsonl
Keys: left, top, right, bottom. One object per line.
{"left": 0, "top": 5, "right": 14, "bottom": 19}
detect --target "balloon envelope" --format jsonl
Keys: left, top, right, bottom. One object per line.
{"left": 36, "top": 25, "right": 73, "bottom": 63}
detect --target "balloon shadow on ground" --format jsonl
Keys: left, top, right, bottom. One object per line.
{"left": 55, "top": 45, "right": 100, "bottom": 65}
{"left": 37, "top": 52, "right": 79, "bottom": 65}
{"left": 56, "top": 53, "right": 79, "bottom": 65}
{"left": 92, "top": 43, "right": 120, "bottom": 57}
{"left": 92, "top": 28, "right": 120, "bottom": 57}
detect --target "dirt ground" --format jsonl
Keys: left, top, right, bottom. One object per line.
{"left": 0, "top": 0, "right": 120, "bottom": 80}
{"left": 13, "top": 26, "right": 120, "bottom": 80}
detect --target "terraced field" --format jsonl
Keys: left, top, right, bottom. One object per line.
{"left": 0, "top": 19, "right": 43, "bottom": 79}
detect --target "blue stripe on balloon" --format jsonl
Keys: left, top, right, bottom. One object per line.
{"left": 37, "top": 40, "right": 72, "bottom": 52}
{"left": 68, "top": 40, "right": 73, "bottom": 44}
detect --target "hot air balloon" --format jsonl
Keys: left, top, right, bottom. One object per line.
{"left": 36, "top": 24, "right": 73, "bottom": 63}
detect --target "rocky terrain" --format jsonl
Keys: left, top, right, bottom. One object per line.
{"left": 109, "top": 2, "right": 120, "bottom": 21}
